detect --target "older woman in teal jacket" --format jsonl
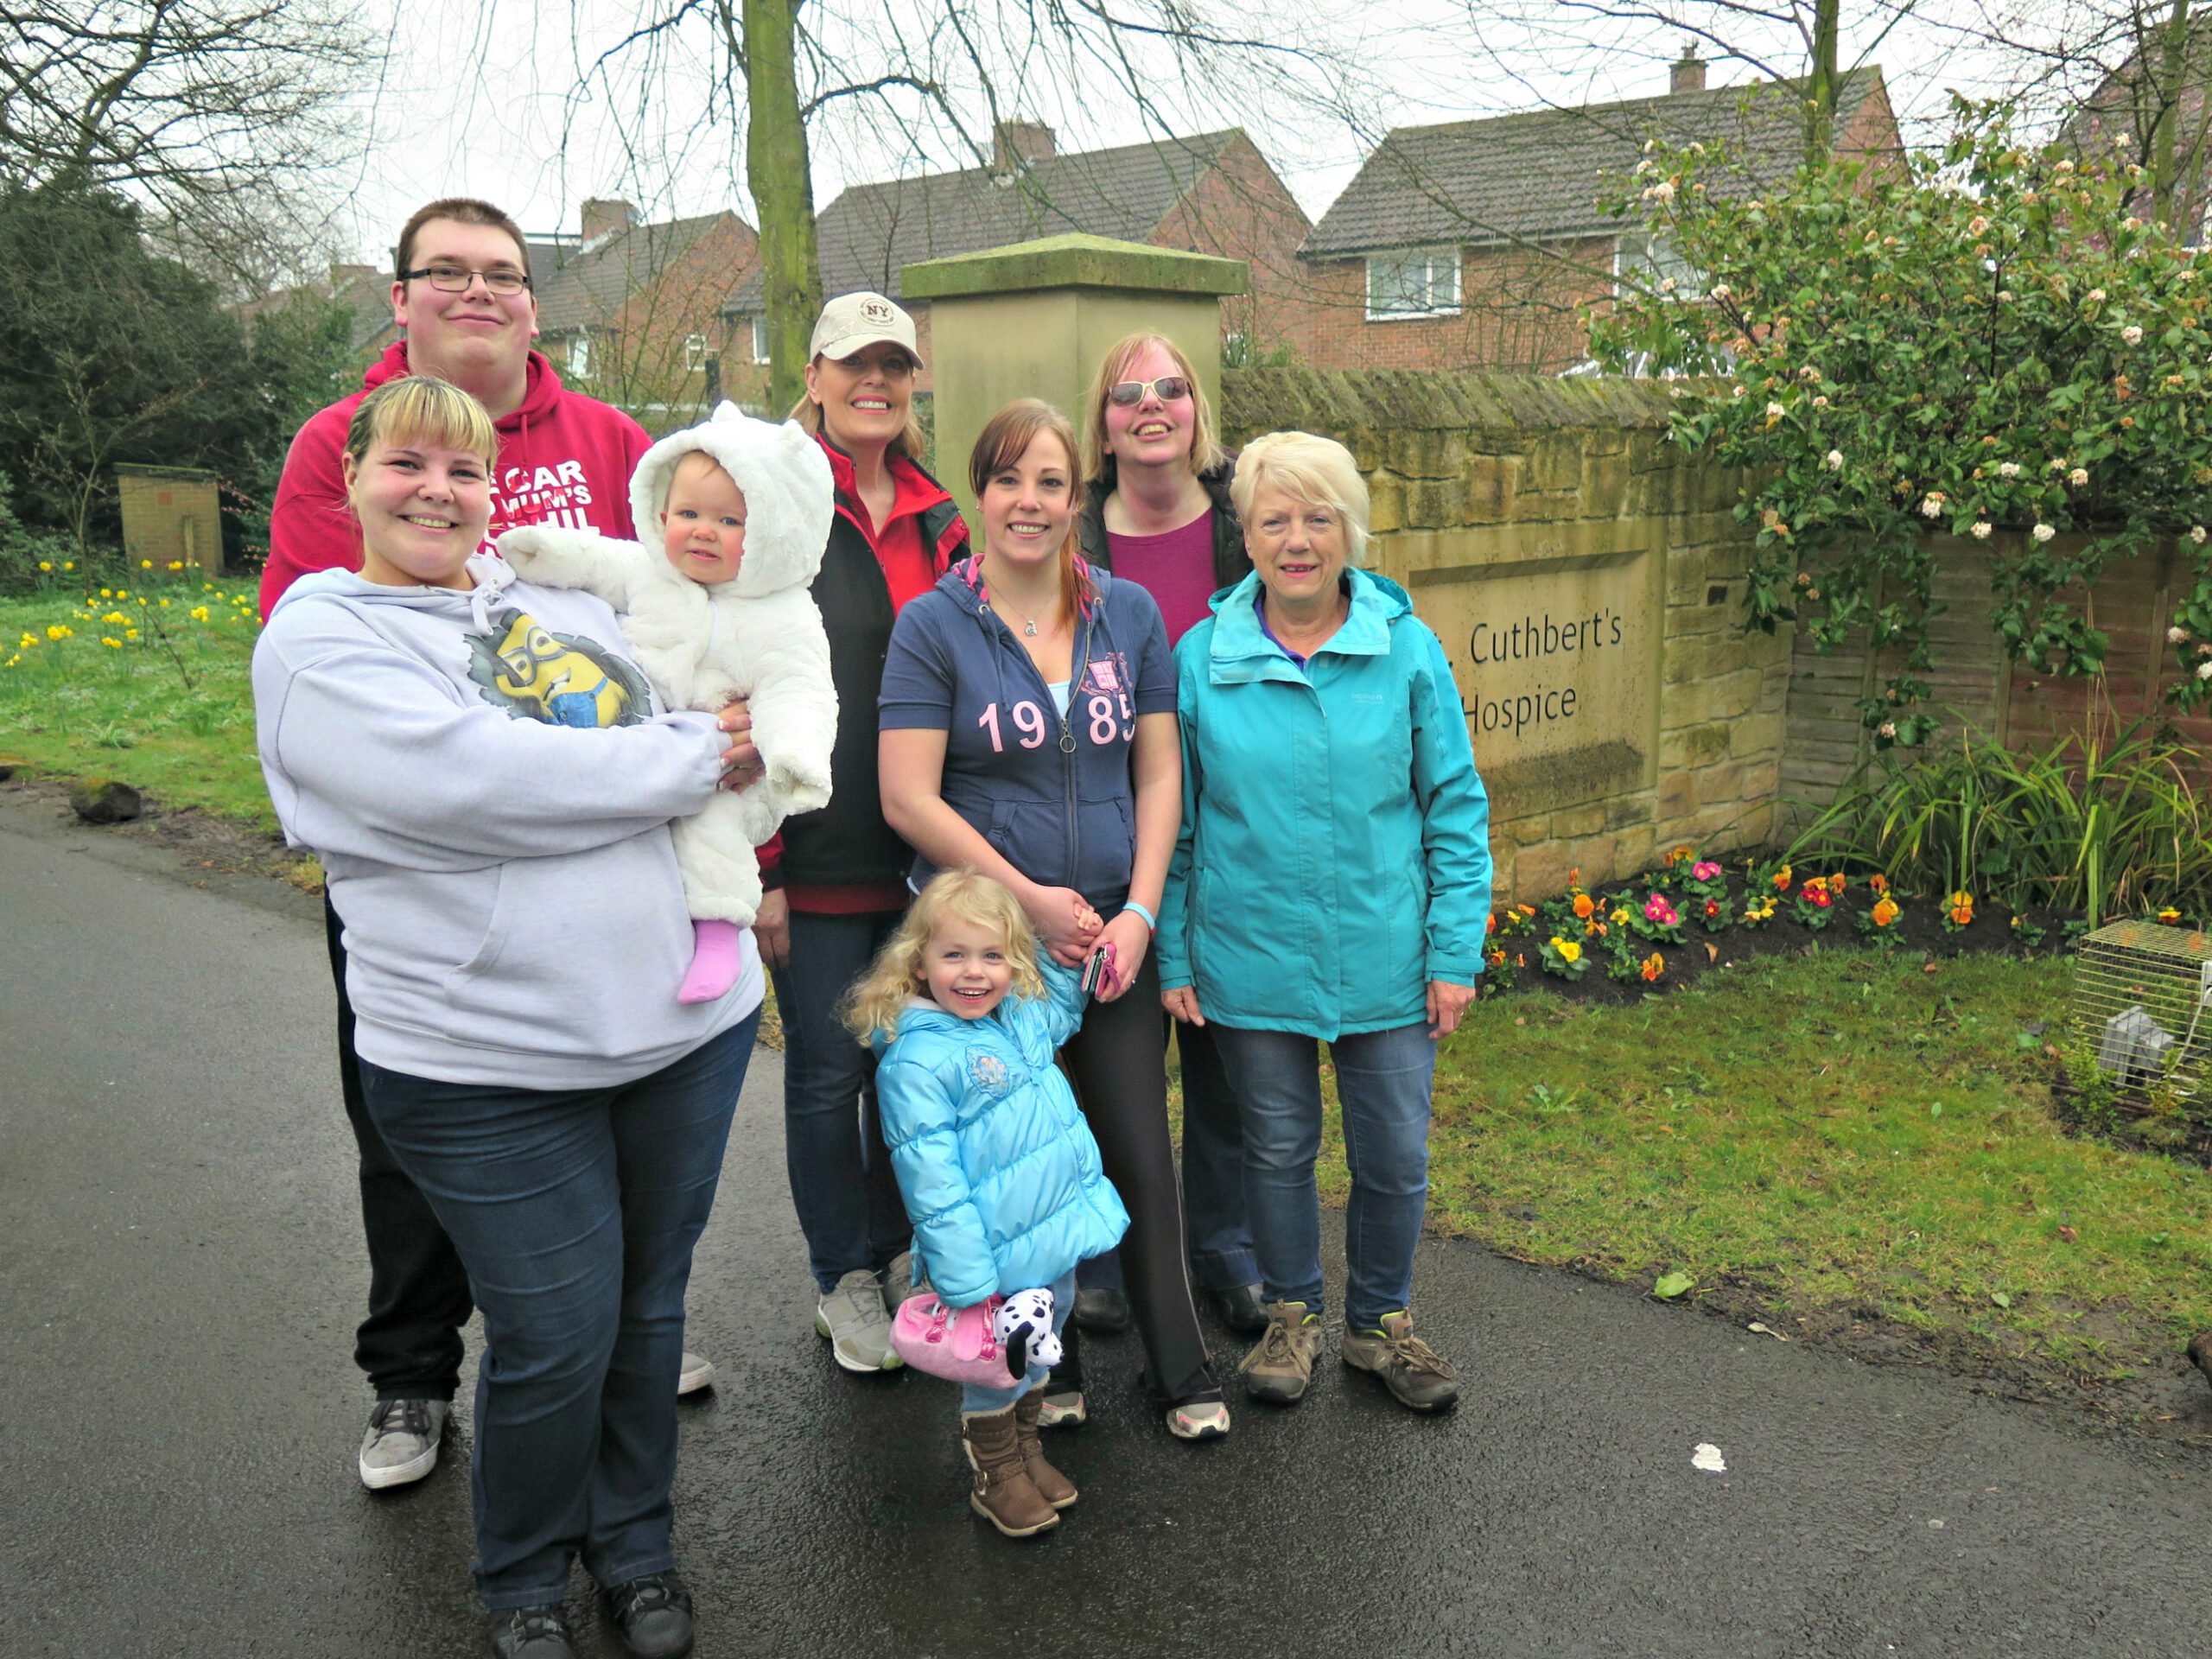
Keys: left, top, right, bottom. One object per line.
{"left": 1157, "top": 429, "right": 1491, "bottom": 1414}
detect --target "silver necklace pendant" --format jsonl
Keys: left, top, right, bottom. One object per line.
{"left": 1024, "top": 620, "right": 1038, "bottom": 637}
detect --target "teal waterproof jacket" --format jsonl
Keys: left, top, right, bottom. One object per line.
{"left": 871, "top": 961, "right": 1130, "bottom": 1308}
{"left": 1158, "top": 568, "right": 1493, "bottom": 1039}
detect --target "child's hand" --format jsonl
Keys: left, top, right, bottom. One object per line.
{"left": 1028, "top": 885, "right": 1104, "bottom": 968}
{"left": 716, "top": 697, "right": 763, "bottom": 790}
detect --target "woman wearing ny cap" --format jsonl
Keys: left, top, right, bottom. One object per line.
{"left": 764, "top": 293, "right": 973, "bottom": 1373}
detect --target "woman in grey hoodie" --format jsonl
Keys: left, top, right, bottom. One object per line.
{"left": 253, "top": 376, "right": 760, "bottom": 1659}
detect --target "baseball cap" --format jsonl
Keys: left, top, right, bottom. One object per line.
{"left": 808, "top": 291, "right": 922, "bottom": 365}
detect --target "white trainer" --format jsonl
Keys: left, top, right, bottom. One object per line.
{"left": 677, "top": 1350, "right": 716, "bottom": 1395}
{"left": 879, "top": 1249, "right": 935, "bottom": 1314}
{"left": 816, "top": 1268, "right": 903, "bottom": 1372}
{"left": 358, "top": 1398, "right": 448, "bottom": 1490}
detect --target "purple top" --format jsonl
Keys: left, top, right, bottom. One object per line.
{"left": 1107, "top": 511, "right": 1217, "bottom": 645}
{"left": 1254, "top": 589, "right": 1307, "bottom": 667}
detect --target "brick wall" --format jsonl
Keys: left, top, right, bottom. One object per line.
{"left": 1148, "top": 131, "right": 1315, "bottom": 359}
{"left": 1221, "top": 366, "right": 1780, "bottom": 902}
{"left": 1300, "top": 236, "right": 1618, "bottom": 374}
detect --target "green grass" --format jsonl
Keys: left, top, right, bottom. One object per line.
{"left": 0, "top": 575, "right": 274, "bottom": 830}
{"left": 1309, "top": 950, "right": 2212, "bottom": 1381}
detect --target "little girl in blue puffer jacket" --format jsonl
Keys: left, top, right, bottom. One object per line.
{"left": 843, "top": 868, "right": 1128, "bottom": 1538}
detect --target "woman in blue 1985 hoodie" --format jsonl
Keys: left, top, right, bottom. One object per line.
{"left": 879, "top": 399, "right": 1227, "bottom": 1439}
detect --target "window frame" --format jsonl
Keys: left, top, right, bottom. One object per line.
{"left": 749, "top": 315, "right": 772, "bottom": 365}
{"left": 1363, "top": 246, "right": 1461, "bottom": 322}
{"left": 568, "top": 330, "right": 591, "bottom": 379}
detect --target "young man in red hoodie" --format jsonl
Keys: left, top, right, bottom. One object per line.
{"left": 264, "top": 199, "right": 749, "bottom": 1499}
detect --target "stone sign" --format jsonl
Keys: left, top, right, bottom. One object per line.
{"left": 1411, "top": 539, "right": 1660, "bottom": 819}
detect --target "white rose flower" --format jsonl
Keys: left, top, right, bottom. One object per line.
{"left": 2033, "top": 524, "right": 2056, "bottom": 543}
{"left": 1812, "top": 395, "right": 1829, "bottom": 408}
{"left": 1971, "top": 521, "right": 1994, "bottom": 540}
{"left": 1879, "top": 721, "right": 1897, "bottom": 739}
{"left": 1997, "top": 290, "right": 2014, "bottom": 302}
{"left": 1643, "top": 180, "right": 1677, "bottom": 202}
{"left": 1999, "top": 461, "right": 2020, "bottom": 478}
{"left": 1968, "top": 215, "right": 1990, "bottom": 235}
{"left": 1826, "top": 449, "right": 1844, "bottom": 471}
{"left": 2088, "top": 288, "right": 2107, "bottom": 302}
{"left": 1635, "top": 158, "right": 1656, "bottom": 176}
{"left": 1659, "top": 276, "right": 1675, "bottom": 291}
{"left": 1921, "top": 493, "right": 1946, "bottom": 518}
{"left": 2199, "top": 660, "right": 2212, "bottom": 681}
{"left": 2195, "top": 525, "right": 2211, "bottom": 543}
{"left": 2049, "top": 458, "right": 2067, "bottom": 472}
{"left": 2122, "top": 324, "right": 2144, "bottom": 344}
{"left": 1732, "top": 385, "right": 1746, "bottom": 398}
{"left": 2171, "top": 625, "right": 2191, "bottom": 644}
{"left": 2123, "top": 216, "right": 2142, "bottom": 231}
{"left": 1766, "top": 401, "right": 1786, "bottom": 419}
{"left": 2070, "top": 468, "right": 2089, "bottom": 486}
{"left": 1710, "top": 284, "right": 1732, "bottom": 302}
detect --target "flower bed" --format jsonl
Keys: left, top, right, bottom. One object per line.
{"left": 1485, "top": 844, "right": 2086, "bottom": 1007}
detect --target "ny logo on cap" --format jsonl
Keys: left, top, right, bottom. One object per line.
{"left": 861, "top": 299, "right": 895, "bottom": 325}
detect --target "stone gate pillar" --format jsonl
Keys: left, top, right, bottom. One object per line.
{"left": 901, "top": 232, "right": 1248, "bottom": 517}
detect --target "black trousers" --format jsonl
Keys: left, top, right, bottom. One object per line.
{"left": 327, "top": 896, "right": 474, "bottom": 1401}
{"left": 1052, "top": 948, "right": 1220, "bottom": 1407}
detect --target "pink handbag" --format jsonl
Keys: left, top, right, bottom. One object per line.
{"left": 891, "top": 1292, "right": 1020, "bottom": 1390}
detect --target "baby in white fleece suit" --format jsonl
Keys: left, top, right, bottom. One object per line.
{"left": 499, "top": 403, "right": 836, "bottom": 1003}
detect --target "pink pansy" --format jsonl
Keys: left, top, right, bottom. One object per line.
{"left": 1643, "top": 893, "right": 1678, "bottom": 925}
{"left": 1692, "top": 861, "right": 1721, "bottom": 880}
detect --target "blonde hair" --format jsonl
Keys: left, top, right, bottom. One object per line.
{"left": 345, "top": 374, "right": 499, "bottom": 472}
{"left": 1082, "top": 332, "right": 1224, "bottom": 486}
{"left": 842, "top": 870, "right": 1046, "bottom": 1044}
{"left": 969, "top": 399, "right": 1089, "bottom": 631}
{"left": 1229, "top": 429, "right": 1370, "bottom": 566}
{"left": 790, "top": 359, "right": 926, "bottom": 461}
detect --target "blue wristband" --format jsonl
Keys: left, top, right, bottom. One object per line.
{"left": 1121, "top": 899, "right": 1158, "bottom": 933}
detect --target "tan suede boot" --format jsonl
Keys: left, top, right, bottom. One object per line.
{"left": 1014, "top": 1390, "right": 1077, "bottom": 1510}
{"left": 961, "top": 1408, "right": 1059, "bottom": 1536}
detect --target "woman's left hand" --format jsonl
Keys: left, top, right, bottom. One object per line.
{"left": 1427, "top": 979, "right": 1477, "bottom": 1039}
{"left": 1089, "top": 909, "right": 1152, "bottom": 1001}
{"left": 716, "top": 698, "right": 763, "bottom": 791}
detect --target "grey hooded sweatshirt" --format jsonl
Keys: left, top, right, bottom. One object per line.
{"left": 254, "top": 554, "right": 760, "bottom": 1088}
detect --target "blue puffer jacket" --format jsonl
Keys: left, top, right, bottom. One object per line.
{"left": 871, "top": 960, "right": 1130, "bottom": 1307}
{"left": 1158, "top": 567, "right": 1493, "bottom": 1040}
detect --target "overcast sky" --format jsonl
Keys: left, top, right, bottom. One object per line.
{"left": 316, "top": 0, "right": 2052, "bottom": 264}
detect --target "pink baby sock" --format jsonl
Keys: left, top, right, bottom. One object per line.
{"left": 677, "top": 919, "right": 744, "bottom": 1005}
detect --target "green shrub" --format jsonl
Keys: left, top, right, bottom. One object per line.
{"left": 1786, "top": 721, "right": 2212, "bottom": 921}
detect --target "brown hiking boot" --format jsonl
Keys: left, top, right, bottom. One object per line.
{"left": 961, "top": 1407, "right": 1059, "bottom": 1536}
{"left": 1014, "top": 1391, "right": 1077, "bottom": 1509}
{"left": 1342, "top": 1311, "right": 1459, "bottom": 1412}
{"left": 1238, "top": 1300, "right": 1322, "bottom": 1405}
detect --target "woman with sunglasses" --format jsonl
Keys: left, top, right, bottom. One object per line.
{"left": 1071, "top": 335, "right": 1265, "bottom": 1350}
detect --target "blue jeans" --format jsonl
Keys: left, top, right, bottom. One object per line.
{"left": 1209, "top": 1020, "right": 1436, "bottom": 1329}
{"left": 359, "top": 1010, "right": 758, "bottom": 1610}
{"left": 770, "top": 907, "right": 912, "bottom": 1293}
{"left": 960, "top": 1272, "right": 1078, "bottom": 1414}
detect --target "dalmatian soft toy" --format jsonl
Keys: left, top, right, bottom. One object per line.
{"left": 993, "top": 1287, "right": 1064, "bottom": 1379}
{"left": 499, "top": 403, "right": 836, "bottom": 1003}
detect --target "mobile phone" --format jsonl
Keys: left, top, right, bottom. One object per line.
{"left": 1080, "top": 942, "right": 1117, "bottom": 998}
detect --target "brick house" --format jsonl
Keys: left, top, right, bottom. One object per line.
{"left": 1298, "top": 56, "right": 1900, "bottom": 373}
{"left": 721, "top": 123, "right": 1312, "bottom": 399}
{"left": 532, "top": 200, "right": 760, "bottom": 427}
{"left": 2061, "top": 20, "right": 2212, "bottom": 242}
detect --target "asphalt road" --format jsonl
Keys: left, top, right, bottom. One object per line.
{"left": 4, "top": 788, "right": 2212, "bottom": 1658}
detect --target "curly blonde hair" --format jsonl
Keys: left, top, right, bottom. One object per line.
{"left": 841, "top": 870, "right": 1046, "bottom": 1045}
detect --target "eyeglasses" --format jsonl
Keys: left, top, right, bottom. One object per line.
{"left": 402, "top": 264, "right": 532, "bottom": 296}
{"left": 1106, "top": 375, "right": 1192, "bottom": 406}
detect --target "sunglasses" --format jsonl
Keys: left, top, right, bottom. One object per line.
{"left": 1107, "top": 375, "right": 1192, "bottom": 406}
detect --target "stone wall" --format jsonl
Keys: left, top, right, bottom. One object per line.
{"left": 1219, "top": 366, "right": 1782, "bottom": 903}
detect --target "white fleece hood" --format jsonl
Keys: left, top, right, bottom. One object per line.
{"left": 627, "top": 404, "right": 834, "bottom": 600}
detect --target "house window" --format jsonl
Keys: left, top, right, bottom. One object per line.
{"left": 683, "top": 333, "right": 708, "bottom": 372}
{"left": 569, "top": 331, "right": 591, "bottom": 378}
{"left": 1365, "top": 248, "right": 1459, "bottom": 320}
{"left": 750, "top": 315, "right": 772, "bottom": 364}
{"left": 1615, "top": 233, "right": 1699, "bottom": 296}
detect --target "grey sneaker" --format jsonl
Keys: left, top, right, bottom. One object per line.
{"left": 1342, "top": 1311, "right": 1459, "bottom": 1412}
{"left": 879, "top": 1249, "right": 934, "bottom": 1315}
{"left": 816, "top": 1268, "right": 902, "bottom": 1373}
{"left": 359, "top": 1397, "right": 448, "bottom": 1490}
{"left": 1238, "top": 1300, "right": 1322, "bottom": 1406}
{"left": 677, "top": 1351, "right": 715, "bottom": 1395}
